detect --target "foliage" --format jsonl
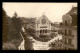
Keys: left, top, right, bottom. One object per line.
{"left": 7, "top": 17, "right": 23, "bottom": 48}
{"left": 25, "top": 28, "right": 51, "bottom": 42}
{"left": 24, "top": 37, "right": 34, "bottom": 50}
{"left": 2, "top": 9, "right": 23, "bottom": 49}
{"left": 50, "top": 33, "right": 55, "bottom": 38}
{"left": 48, "top": 42, "right": 56, "bottom": 50}
{"left": 11, "top": 17, "right": 23, "bottom": 33}
{"left": 32, "top": 35, "right": 51, "bottom": 42}
{"left": 27, "top": 28, "right": 36, "bottom": 34}
{"left": 25, "top": 28, "right": 36, "bottom": 37}
{"left": 39, "top": 35, "right": 47, "bottom": 38}
{"left": 21, "top": 31, "right": 34, "bottom": 50}
{"left": 2, "top": 42, "right": 18, "bottom": 50}
{"left": 49, "top": 42, "right": 55, "bottom": 47}
{"left": 2, "top": 8, "right": 8, "bottom": 42}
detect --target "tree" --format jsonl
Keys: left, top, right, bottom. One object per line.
{"left": 13, "top": 12, "right": 17, "bottom": 18}
{"left": 10, "top": 12, "right": 23, "bottom": 47}
{"left": 50, "top": 33, "right": 55, "bottom": 38}
{"left": 21, "top": 30, "right": 34, "bottom": 50}
{"left": 11, "top": 12, "right": 23, "bottom": 37}
{"left": 25, "top": 28, "right": 36, "bottom": 37}
{"left": 2, "top": 10, "right": 23, "bottom": 50}
{"left": 24, "top": 37, "right": 34, "bottom": 50}
{"left": 2, "top": 8, "right": 8, "bottom": 42}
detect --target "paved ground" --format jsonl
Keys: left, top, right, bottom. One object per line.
{"left": 32, "top": 34, "right": 62, "bottom": 50}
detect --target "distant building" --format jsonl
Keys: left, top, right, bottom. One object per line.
{"left": 36, "top": 13, "right": 52, "bottom": 37}
{"left": 58, "top": 6, "right": 77, "bottom": 50}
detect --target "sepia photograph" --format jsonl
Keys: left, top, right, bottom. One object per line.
{"left": 2, "top": 2, "right": 77, "bottom": 50}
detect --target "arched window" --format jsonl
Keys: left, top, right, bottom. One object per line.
{"left": 43, "top": 30, "right": 44, "bottom": 34}
{"left": 45, "top": 30, "right": 47, "bottom": 33}
{"left": 40, "top": 30, "right": 42, "bottom": 33}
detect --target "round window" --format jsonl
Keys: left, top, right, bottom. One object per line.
{"left": 42, "top": 19, "right": 46, "bottom": 24}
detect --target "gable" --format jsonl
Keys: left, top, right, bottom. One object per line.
{"left": 37, "top": 14, "right": 51, "bottom": 24}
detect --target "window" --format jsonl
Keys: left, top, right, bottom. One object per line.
{"left": 65, "top": 21, "right": 67, "bottom": 26}
{"left": 45, "top": 30, "right": 47, "bottom": 33}
{"left": 65, "top": 20, "right": 70, "bottom": 26}
{"left": 42, "top": 19, "right": 46, "bottom": 24}
{"left": 65, "top": 38, "right": 67, "bottom": 44}
{"left": 40, "top": 30, "right": 42, "bottom": 33}
{"left": 68, "top": 20, "right": 71, "bottom": 26}
{"left": 68, "top": 30, "right": 72, "bottom": 35}
{"left": 65, "top": 29, "right": 67, "bottom": 35}
{"left": 68, "top": 38, "right": 72, "bottom": 44}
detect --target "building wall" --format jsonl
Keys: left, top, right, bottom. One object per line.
{"left": 62, "top": 14, "right": 72, "bottom": 26}
{"left": 60, "top": 13, "right": 77, "bottom": 50}
{"left": 36, "top": 15, "right": 51, "bottom": 37}
{"left": 56, "top": 7, "right": 77, "bottom": 50}
{"left": 72, "top": 28, "right": 77, "bottom": 50}
{"left": 36, "top": 17, "right": 51, "bottom": 30}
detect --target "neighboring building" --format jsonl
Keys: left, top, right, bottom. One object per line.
{"left": 51, "top": 23, "right": 56, "bottom": 32}
{"left": 53, "top": 22, "right": 61, "bottom": 34}
{"left": 36, "top": 13, "right": 52, "bottom": 37}
{"left": 54, "top": 22, "right": 60, "bottom": 28}
{"left": 58, "top": 6, "right": 77, "bottom": 50}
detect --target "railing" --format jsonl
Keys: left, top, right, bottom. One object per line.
{"left": 61, "top": 33, "right": 74, "bottom": 37}
{"left": 67, "top": 34, "right": 74, "bottom": 37}
{"left": 59, "top": 23, "right": 72, "bottom": 28}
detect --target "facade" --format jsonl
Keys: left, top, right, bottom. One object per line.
{"left": 58, "top": 6, "right": 77, "bottom": 50}
{"left": 36, "top": 13, "right": 52, "bottom": 37}
{"left": 50, "top": 6, "right": 77, "bottom": 50}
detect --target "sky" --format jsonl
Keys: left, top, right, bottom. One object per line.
{"left": 2, "top": 2, "right": 77, "bottom": 22}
